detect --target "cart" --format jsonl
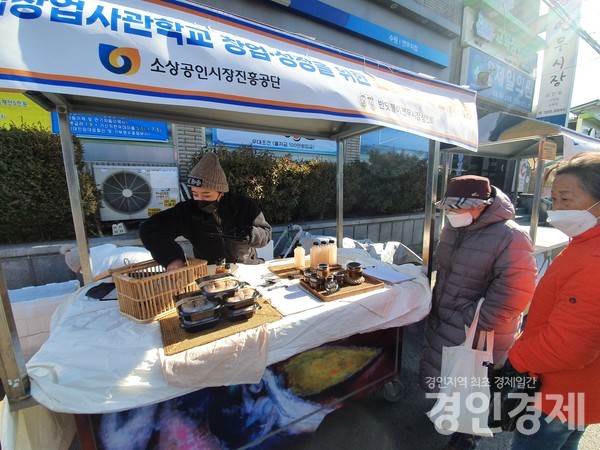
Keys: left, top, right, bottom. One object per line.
{"left": 273, "top": 224, "right": 303, "bottom": 259}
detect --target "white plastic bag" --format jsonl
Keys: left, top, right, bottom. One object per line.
{"left": 427, "top": 298, "right": 495, "bottom": 437}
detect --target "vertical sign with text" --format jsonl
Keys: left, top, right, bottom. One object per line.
{"left": 536, "top": 0, "right": 581, "bottom": 126}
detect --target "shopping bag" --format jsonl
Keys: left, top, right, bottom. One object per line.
{"left": 427, "top": 298, "right": 495, "bottom": 437}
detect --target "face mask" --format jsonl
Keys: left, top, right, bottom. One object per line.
{"left": 446, "top": 211, "right": 473, "bottom": 228}
{"left": 195, "top": 200, "right": 218, "bottom": 214}
{"left": 546, "top": 201, "right": 600, "bottom": 237}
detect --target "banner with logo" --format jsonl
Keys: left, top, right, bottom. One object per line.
{"left": 0, "top": 0, "right": 477, "bottom": 151}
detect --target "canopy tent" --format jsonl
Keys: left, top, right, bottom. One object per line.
{"left": 0, "top": 0, "right": 479, "bottom": 408}
{"left": 442, "top": 112, "right": 600, "bottom": 243}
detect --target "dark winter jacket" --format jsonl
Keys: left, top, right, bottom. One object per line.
{"left": 420, "top": 187, "right": 537, "bottom": 393}
{"left": 139, "top": 193, "right": 272, "bottom": 267}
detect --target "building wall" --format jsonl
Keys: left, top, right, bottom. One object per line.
{"left": 188, "top": 0, "right": 461, "bottom": 82}
{"left": 173, "top": 124, "right": 206, "bottom": 180}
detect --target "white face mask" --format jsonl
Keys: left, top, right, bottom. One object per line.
{"left": 446, "top": 211, "right": 473, "bottom": 228}
{"left": 546, "top": 201, "right": 600, "bottom": 237}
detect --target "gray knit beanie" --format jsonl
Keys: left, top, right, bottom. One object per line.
{"left": 187, "top": 153, "right": 229, "bottom": 192}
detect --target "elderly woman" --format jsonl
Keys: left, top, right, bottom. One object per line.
{"left": 506, "top": 152, "right": 600, "bottom": 450}
{"left": 420, "top": 175, "right": 537, "bottom": 450}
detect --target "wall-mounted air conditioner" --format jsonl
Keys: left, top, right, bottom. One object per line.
{"left": 91, "top": 163, "right": 180, "bottom": 222}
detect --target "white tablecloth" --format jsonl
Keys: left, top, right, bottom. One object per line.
{"left": 25, "top": 249, "right": 431, "bottom": 415}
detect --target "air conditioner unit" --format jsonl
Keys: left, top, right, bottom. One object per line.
{"left": 92, "top": 163, "right": 180, "bottom": 222}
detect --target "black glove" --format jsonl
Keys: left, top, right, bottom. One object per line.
{"left": 208, "top": 227, "right": 251, "bottom": 242}
{"left": 496, "top": 358, "right": 541, "bottom": 432}
{"left": 235, "top": 226, "right": 252, "bottom": 241}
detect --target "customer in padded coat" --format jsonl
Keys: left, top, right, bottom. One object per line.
{"left": 420, "top": 175, "right": 537, "bottom": 450}
{"left": 140, "top": 153, "right": 272, "bottom": 270}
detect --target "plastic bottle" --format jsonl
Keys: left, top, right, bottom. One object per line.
{"left": 309, "top": 241, "right": 319, "bottom": 270}
{"left": 319, "top": 240, "right": 328, "bottom": 265}
{"left": 328, "top": 239, "right": 337, "bottom": 266}
{"left": 294, "top": 243, "right": 306, "bottom": 269}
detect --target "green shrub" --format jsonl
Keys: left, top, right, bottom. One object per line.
{"left": 189, "top": 146, "right": 428, "bottom": 224}
{"left": 0, "top": 124, "right": 101, "bottom": 244}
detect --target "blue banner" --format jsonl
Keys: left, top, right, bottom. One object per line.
{"left": 51, "top": 112, "right": 169, "bottom": 142}
{"left": 270, "top": 0, "right": 448, "bottom": 67}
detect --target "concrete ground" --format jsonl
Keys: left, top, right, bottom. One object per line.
{"left": 285, "top": 319, "right": 599, "bottom": 450}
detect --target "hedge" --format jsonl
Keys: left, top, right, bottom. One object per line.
{"left": 189, "top": 146, "right": 428, "bottom": 224}
{"left": 0, "top": 124, "right": 101, "bottom": 244}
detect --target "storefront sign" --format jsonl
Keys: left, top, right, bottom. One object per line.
{"left": 541, "top": 140, "right": 558, "bottom": 160}
{"left": 536, "top": 0, "right": 581, "bottom": 126}
{"left": 0, "top": 92, "right": 51, "bottom": 129}
{"left": 268, "top": 0, "right": 448, "bottom": 66}
{"left": 462, "top": 47, "right": 535, "bottom": 112}
{"left": 462, "top": 8, "right": 538, "bottom": 75}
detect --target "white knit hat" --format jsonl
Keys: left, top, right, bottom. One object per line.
{"left": 60, "top": 245, "right": 81, "bottom": 273}
{"left": 187, "top": 153, "right": 229, "bottom": 192}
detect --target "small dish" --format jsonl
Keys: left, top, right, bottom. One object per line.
{"left": 176, "top": 292, "right": 221, "bottom": 322}
{"left": 196, "top": 274, "right": 241, "bottom": 301}
{"left": 223, "top": 287, "right": 260, "bottom": 310}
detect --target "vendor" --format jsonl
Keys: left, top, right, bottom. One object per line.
{"left": 140, "top": 152, "right": 272, "bottom": 270}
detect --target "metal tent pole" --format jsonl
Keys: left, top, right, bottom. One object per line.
{"left": 529, "top": 137, "right": 548, "bottom": 246}
{"left": 0, "top": 265, "right": 35, "bottom": 411}
{"left": 53, "top": 100, "right": 93, "bottom": 285}
{"left": 336, "top": 139, "right": 345, "bottom": 247}
{"left": 422, "top": 140, "right": 441, "bottom": 278}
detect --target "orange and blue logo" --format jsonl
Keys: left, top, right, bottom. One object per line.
{"left": 98, "top": 44, "right": 140, "bottom": 75}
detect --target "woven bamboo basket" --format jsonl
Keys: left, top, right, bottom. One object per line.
{"left": 110, "top": 258, "right": 208, "bottom": 323}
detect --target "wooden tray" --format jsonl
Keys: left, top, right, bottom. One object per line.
{"left": 268, "top": 262, "right": 342, "bottom": 280}
{"left": 268, "top": 262, "right": 304, "bottom": 279}
{"left": 298, "top": 273, "right": 384, "bottom": 302}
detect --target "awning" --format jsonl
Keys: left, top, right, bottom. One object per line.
{"left": 444, "top": 111, "right": 600, "bottom": 159}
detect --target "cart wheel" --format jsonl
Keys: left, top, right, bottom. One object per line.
{"left": 381, "top": 380, "right": 404, "bottom": 402}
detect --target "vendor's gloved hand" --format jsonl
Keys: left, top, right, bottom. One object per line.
{"left": 497, "top": 358, "right": 541, "bottom": 432}
{"left": 234, "top": 226, "right": 252, "bottom": 242}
